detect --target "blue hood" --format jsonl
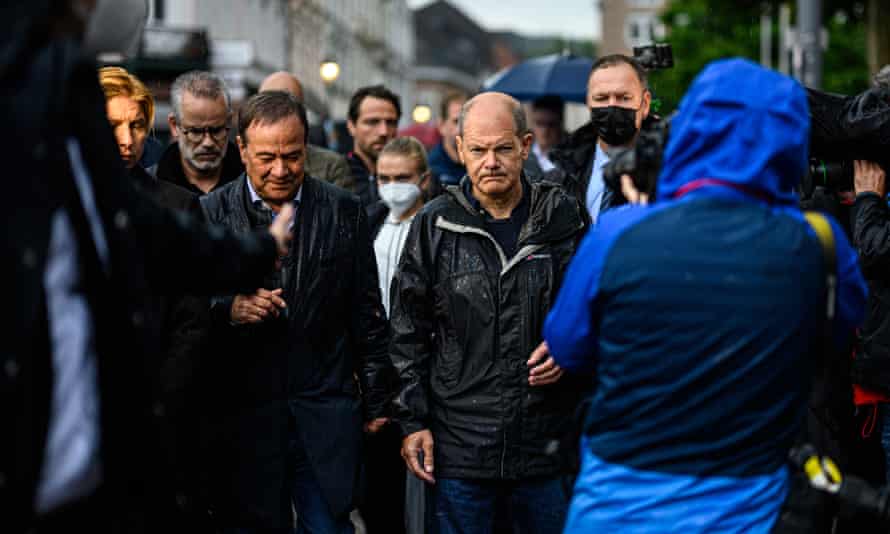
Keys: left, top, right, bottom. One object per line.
{"left": 656, "top": 58, "right": 809, "bottom": 204}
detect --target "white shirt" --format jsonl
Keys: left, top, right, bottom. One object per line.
{"left": 35, "top": 139, "right": 109, "bottom": 514}
{"left": 374, "top": 214, "right": 416, "bottom": 316}
{"left": 532, "top": 142, "right": 556, "bottom": 173}
{"left": 246, "top": 175, "right": 302, "bottom": 225}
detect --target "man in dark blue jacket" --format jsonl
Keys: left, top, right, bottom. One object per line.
{"left": 544, "top": 58, "right": 867, "bottom": 532}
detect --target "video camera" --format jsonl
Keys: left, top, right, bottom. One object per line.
{"left": 633, "top": 43, "right": 674, "bottom": 71}
{"left": 789, "top": 444, "right": 890, "bottom": 525}
{"left": 602, "top": 116, "right": 670, "bottom": 201}
{"left": 799, "top": 87, "right": 890, "bottom": 198}
{"left": 604, "top": 83, "right": 890, "bottom": 203}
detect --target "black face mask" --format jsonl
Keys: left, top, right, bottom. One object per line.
{"left": 590, "top": 105, "right": 639, "bottom": 146}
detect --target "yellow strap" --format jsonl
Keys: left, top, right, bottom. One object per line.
{"left": 804, "top": 212, "right": 836, "bottom": 269}
{"left": 804, "top": 211, "right": 837, "bottom": 320}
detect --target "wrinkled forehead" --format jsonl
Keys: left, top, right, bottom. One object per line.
{"left": 245, "top": 116, "right": 305, "bottom": 147}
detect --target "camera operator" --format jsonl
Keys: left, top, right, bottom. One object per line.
{"left": 850, "top": 159, "right": 890, "bottom": 478}
{"left": 544, "top": 54, "right": 651, "bottom": 223}
{"left": 543, "top": 58, "right": 867, "bottom": 532}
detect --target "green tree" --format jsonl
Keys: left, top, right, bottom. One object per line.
{"left": 651, "top": 1, "right": 868, "bottom": 112}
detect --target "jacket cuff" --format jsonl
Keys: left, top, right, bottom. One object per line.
{"left": 855, "top": 191, "right": 884, "bottom": 203}
{"left": 397, "top": 419, "right": 426, "bottom": 437}
{"left": 210, "top": 296, "right": 235, "bottom": 328}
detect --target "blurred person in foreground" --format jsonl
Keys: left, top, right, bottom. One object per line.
{"left": 259, "top": 71, "right": 354, "bottom": 192}
{"left": 391, "top": 92, "right": 587, "bottom": 534}
{"left": 99, "top": 65, "right": 212, "bottom": 528}
{"left": 1, "top": 2, "right": 293, "bottom": 532}
{"left": 198, "top": 91, "right": 395, "bottom": 533}
{"left": 544, "top": 58, "right": 867, "bottom": 533}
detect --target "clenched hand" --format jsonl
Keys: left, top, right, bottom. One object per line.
{"left": 527, "top": 341, "right": 564, "bottom": 386}
{"left": 230, "top": 288, "right": 287, "bottom": 324}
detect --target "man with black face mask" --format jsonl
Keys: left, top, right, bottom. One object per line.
{"left": 544, "top": 54, "right": 651, "bottom": 223}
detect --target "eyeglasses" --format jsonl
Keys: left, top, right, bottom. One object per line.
{"left": 179, "top": 125, "right": 229, "bottom": 143}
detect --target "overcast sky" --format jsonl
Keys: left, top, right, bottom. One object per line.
{"left": 406, "top": 0, "right": 602, "bottom": 41}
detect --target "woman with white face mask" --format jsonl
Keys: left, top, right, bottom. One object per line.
{"left": 372, "top": 137, "right": 430, "bottom": 316}
{"left": 362, "top": 136, "right": 430, "bottom": 534}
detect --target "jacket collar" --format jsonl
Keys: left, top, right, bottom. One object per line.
{"left": 443, "top": 174, "right": 585, "bottom": 246}
{"left": 155, "top": 140, "right": 244, "bottom": 193}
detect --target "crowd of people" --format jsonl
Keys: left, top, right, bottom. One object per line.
{"left": 9, "top": 3, "right": 890, "bottom": 534}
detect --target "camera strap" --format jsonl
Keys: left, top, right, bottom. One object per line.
{"left": 803, "top": 212, "right": 837, "bottom": 321}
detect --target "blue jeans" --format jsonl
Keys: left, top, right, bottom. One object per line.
{"left": 222, "top": 438, "right": 354, "bottom": 534}
{"left": 434, "top": 477, "right": 568, "bottom": 534}
{"left": 290, "top": 436, "right": 354, "bottom": 534}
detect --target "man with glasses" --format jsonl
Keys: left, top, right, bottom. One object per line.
{"left": 154, "top": 71, "right": 244, "bottom": 196}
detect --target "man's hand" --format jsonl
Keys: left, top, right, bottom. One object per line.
{"left": 854, "top": 160, "right": 887, "bottom": 197}
{"left": 230, "top": 288, "right": 287, "bottom": 324}
{"left": 401, "top": 429, "right": 435, "bottom": 483}
{"left": 527, "top": 341, "right": 564, "bottom": 386}
{"left": 364, "top": 417, "right": 389, "bottom": 434}
{"left": 269, "top": 203, "right": 295, "bottom": 256}
{"left": 621, "top": 174, "right": 650, "bottom": 205}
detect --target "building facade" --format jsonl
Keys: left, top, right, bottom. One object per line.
{"left": 148, "top": 0, "right": 415, "bottom": 124}
{"left": 599, "top": 0, "right": 667, "bottom": 55}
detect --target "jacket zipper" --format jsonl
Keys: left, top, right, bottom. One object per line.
{"left": 435, "top": 216, "right": 550, "bottom": 478}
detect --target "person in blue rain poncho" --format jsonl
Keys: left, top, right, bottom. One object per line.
{"left": 544, "top": 58, "right": 868, "bottom": 533}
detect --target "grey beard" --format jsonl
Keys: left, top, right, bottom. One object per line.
{"left": 180, "top": 139, "right": 224, "bottom": 172}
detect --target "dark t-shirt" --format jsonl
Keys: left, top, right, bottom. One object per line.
{"left": 462, "top": 178, "right": 530, "bottom": 258}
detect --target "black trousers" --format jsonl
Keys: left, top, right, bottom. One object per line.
{"left": 359, "top": 423, "right": 407, "bottom": 534}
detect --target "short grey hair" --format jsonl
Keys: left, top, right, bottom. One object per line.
{"left": 170, "top": 70, "right": 231, "bottom": 121}
{"left": 457, "top": 95, "right": 528, "bottom": 138}
{"left": 873, "top": 65, "right": 890, "bottom": 89}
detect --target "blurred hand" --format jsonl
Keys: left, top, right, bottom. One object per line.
{"left": 621, "top": 174, "right": 649, "bottom": 205}
{"left": 364, "top": 417, "right": 389, "bottom": 434}
{"left": 527, "top": 341, "right": 564, "bottom": 386}
{"left": 230, "top": 288, "right": 286, "bottom": 324}
{"left": 269, "top": 203, "right": 295, "bottom": 256}
{"left": 854, "top": 160, "right": 886, "bottom": 197}
{"left": 401, "top": 429, "right": 435, "bottom": 483}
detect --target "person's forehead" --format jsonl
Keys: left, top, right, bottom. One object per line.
{"left": 107, "top": 95, "right": 143, "bottom": 119}
{"left": 358, "top": 97, "right": 398, "bottom": 119}
{"left": 445, "top": 100, "right": 465, "bottom": 120}
{"left": 588, "top": 64, "right": 643, "bottom": 93}
{"left": 462, "top": 103, "right": 517, "bottom": 141}
{"left": 246, "top": 117, "right": 304, "bottom": 147}
{"left": 180, "top": 92, "right": 228, "bottom": 121}
{"left": 378, "top": 153, "right": 418, "bottom": 174}
{"left": 531, "top": 108, "right": 560, "bottom": 120}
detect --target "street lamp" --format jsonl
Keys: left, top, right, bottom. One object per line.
{"left": 412, "top": 105, "right": 432, "bottom": 124}
{"left": 320, "top": 60, "right": 341, "bottom": 84}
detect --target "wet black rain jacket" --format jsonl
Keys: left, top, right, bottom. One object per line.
{"left": 390, "top": 178, "right": 587, "bottom": 480}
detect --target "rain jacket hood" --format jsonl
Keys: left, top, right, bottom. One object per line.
{"left": 657, "top": 58, "right": 810, "bottom": 204}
